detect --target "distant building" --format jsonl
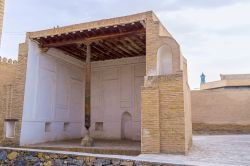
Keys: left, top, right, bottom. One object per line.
{"left": 192, "top": 74, "right": 250, "bottom": 134}
{"left": 200, "top": 74, "right": 250, "bottom": 90}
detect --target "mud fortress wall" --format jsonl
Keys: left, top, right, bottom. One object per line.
{"left": 192, "top": 87, "right": 250, "bottom": 134}
{"left": 0, "top": 56, "right": 18, "bottom": 142}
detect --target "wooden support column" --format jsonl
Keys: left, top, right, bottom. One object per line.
{"left": 85, "top": 43, "right": 91, "bottom": 130}
{"left": 81, "top": 43, "right": 93, "bottom": 146}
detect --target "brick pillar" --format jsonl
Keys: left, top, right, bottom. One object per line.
{"left": 141, "top": 87, "right": 160, "bottom": 153}
{"left": 141, "top": 74, "right": 189, "bottom": 154}
{"left": 141, "top": 12, "right": 192, "bottom": 154}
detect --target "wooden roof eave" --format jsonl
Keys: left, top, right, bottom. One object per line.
{"left": 37, "top": 28, "right": 146, "bottom": 48}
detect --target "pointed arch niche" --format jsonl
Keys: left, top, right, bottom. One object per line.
{"left": 157, "top": 45, "right": 173, "bottom": 75}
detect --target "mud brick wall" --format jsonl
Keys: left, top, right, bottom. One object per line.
{"left": 141, "top": 73, "right": 192, "bottom": 154}
{"left": 141, "top": 87, "right": 160, "bottom": 153}
{"left": 0, "top": 57, "right": 17, "bottom": 142}
{"left": 141, "top": 12, "right": 192, "bottom": 154}
{"left": 0, "top": 43, "right": 28, "bottom": 146}
{"left": 192, "top": 89, "right": 250, "bottom": 134}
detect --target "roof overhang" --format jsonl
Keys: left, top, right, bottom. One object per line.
{"left": 28, "top": 12, "right": 151, "bottom": 62}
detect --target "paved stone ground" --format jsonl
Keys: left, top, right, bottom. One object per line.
{"left": 138, "top": 134, "right": 250, "bottom": 166}
{"left": 12, "top": 135, "right": 250, "bottom": 165}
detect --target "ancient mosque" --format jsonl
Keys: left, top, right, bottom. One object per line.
{"left": 0, "top": 0, "right": 250, "bottom": 158}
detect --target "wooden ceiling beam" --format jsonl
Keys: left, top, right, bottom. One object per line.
{"left": 59, "top": 47, "right": 84, "bottom": 61}
{"left": 124, "top": 37, "right": 144, "bottom": 53}
{"left": 107, "top": 40, "right": 134, "bottom": 56}
{"left": 91, "top": 44, "right": 113, "bottom": 60}
{"left": 98, "top": 41, "right": 124, "bottom": 58}
{"left": 101, "top": 41, "right": 130, "bottom": 57}
{"left": 118, "top": 39, "right": 141, "bottom": 55}
{"left": 39, "top": 28, "right": 145, "bottom": 48}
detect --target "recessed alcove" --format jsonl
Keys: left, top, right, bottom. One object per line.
{"left": 5, "top": 119, "right": 18, "bottom": 138}
{"left": 45, "top": 122, "right": 51, "bottom": 132}
{"left": 95, "top": 122, "right": 103, "bottom": 131}
{"left": 63, "top": 122, "right": 70, "bottom": 132}
{"left": 157, "top": 45, "right": 173, "bottom": 75}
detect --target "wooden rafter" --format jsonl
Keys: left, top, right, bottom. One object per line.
{"left": 34, "top": 22, "right": 146, "bottom": 62}
{"left": 118, "top": 39, "right": 141, "bottom": 55}
{"left": 98, "top": 41, "right": 124, "bottom": 58}
{"left": 108, "top": 40, "right": 135, "bottom": 56}
{"left": 124, "top": 37, "right": 144, "bottom": 53}
{"left": 40, "top": 28, "right": 145, "bottom": 48}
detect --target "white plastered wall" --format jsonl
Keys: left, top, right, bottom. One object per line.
{"left": 20, "top": 41, "right": 85, "bottom": 145}
{"left": 90, "top": 56, "right": 145, "bottom": 141}
{"left": 20, "top": 41, "right": 145, "bottom": 145}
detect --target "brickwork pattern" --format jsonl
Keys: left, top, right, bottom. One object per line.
{"left": 145, "top": 14, "right": 180, "bottom": 76}
{"left": 141, "top": 87, "right": 160, "bottom": 153}
{"left": 0, "top": 56, "right": 17, "bottom": 143}
{"left": 0, "top": 43, "right": 28, "bottom": 146}
{"left": 158, "top": 74, "right": 186, "bottom": 154}
{"left": 142, "top": 74, "right": 191, "bottom": 154}
{"left": 141, "top": 12, "right": 192, "bottom": 154}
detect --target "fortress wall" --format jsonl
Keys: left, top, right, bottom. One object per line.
{"left": 192, "top": 89, "right": 250, "bottom": 134}
{"left": 0, "top": 56, "right": 17, "bottom": 141}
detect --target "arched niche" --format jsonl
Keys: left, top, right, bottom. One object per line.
{"left": 121, "top": 112, "right": 132, "bottom": 140}
{"left": 157, "top": 45, "right": 173, "bottom": 75}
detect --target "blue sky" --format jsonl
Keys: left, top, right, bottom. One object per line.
{"left": 1, "top": 0, "right": 250, "bottom": 88}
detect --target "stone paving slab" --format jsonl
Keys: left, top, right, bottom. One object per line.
{"left": 138, "top": 135, "right": 250, "bottom": 166}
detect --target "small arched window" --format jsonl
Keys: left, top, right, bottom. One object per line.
{"left": 157, "top": 45, "right": 173, "bottom": 75}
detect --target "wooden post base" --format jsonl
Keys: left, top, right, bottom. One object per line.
{"left": 81, "top": 129, "right": 93, "bottom": 147}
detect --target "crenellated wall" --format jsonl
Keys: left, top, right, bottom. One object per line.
{"left": 0, "top": 56, "right": 18, "bottom": 143}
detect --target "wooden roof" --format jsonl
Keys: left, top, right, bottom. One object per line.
{"left": 32, "top": 21, "right": 146, "bottom": 62}
{"left": 29, "top": 12, "right": 154, "bottom": 62}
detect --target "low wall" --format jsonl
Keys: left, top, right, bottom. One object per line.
{"left": 0, "top": 147, "right": 179, "bottom": 166}
{"left": 191, "top": 89, "right": 250, "bottom": 134}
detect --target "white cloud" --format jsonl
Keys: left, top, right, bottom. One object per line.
{"left": 156, "top": 2, "right": 250, "bottom": 88}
